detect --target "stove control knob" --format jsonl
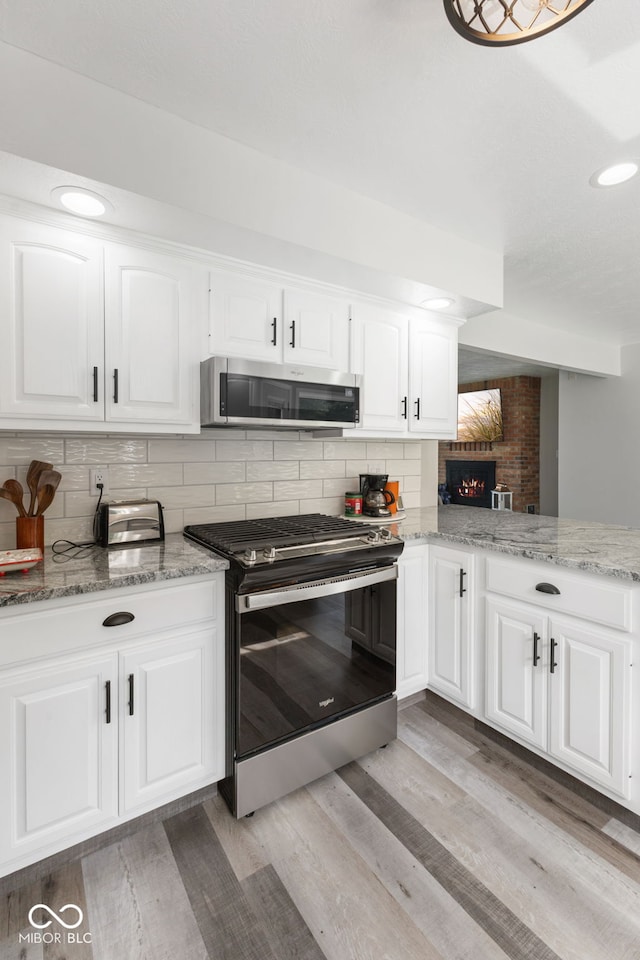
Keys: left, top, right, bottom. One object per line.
{"left": 366, "top": 530, "right": 381, "bottom": 543}
{"left": 379, "top": 528, "right": 393, "bottom": 540}
{"left": 263, "top": 546, "right": 277, "bottom": 561}
{"left": 244, "top": 548, "right": 257, "bottom": 564}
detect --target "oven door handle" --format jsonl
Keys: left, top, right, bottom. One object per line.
{"left": 236, "top": 565, "right": 398, "bottom": 612}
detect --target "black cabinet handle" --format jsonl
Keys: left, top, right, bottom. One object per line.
{"left": 533, "top": 631, "right": 541, "bottom": 666}
{"left": 93, "top": 365, "right": 99, "bottom": 403}
{"left": 536, "top": 582, "right": 560, "bottom": 595}
{"left": 459, "top": 568, "right": 467, "bottom": 598}
{"left": 105, "top": 680, "right": 112, "bottom": 724}
{"left": 414, "top": 397, "right": 421, "bottom": 420}
{"left": 271, "top": 317, "right": 277, "bottom": 346}
{"left": 550, "top": 638, "right": 558, "bottom": 674}
{"left": 113, "top": 368, "right": 119, "bottom": 404}
{"left": 128, "top": 673, "right": 135, "bottom": 716}
{"left": 290, "top": 320, "right": 296, "bottom": 348}
{"left": 102, "top": 611, "right": 135, "bottom": 627}
{"left": 401, "top": 396, "right": 408, "bottom": 419}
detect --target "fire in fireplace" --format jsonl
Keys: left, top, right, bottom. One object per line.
{"left": 445, "top": 460, "right": 496, "bottom": 509}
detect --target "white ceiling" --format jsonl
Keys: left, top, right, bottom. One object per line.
{"left": 0, "top": 0, "right": 638, "bottom": 352}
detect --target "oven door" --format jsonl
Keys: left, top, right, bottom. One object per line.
{"left": 233, "top": 566, "right": 397, "bottom": 760}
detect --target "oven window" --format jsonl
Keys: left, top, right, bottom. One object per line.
{"left": 237, "top": 581, "right": 396, "bottom": 758}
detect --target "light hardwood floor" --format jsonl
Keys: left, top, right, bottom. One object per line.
{"left": 1, "top": 693, "right": 640, "bottom": 960}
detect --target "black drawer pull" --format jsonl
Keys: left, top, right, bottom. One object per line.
{"left": 533, "top": 631, "right": 541, "bottom": 666}
{"left": 271, "top": 317, "right": 277, "bottom": 346}
{"left": 550, "top": 637, "right": 558, "bottom": 674}
{"left": 128, "top": 673, "right": 135, "bottom": 716}
{"left": 290, "top": 319, "right": 296, "bottom": 348}
{"left": 93, "top": 365, "right": 99, "bottom": 403}
{"left": 535, "top": 582, "right": 560, "bottom": 595}
{"left": 401, "top": 396, "right": 408, "bottom": 420}
{"left": 113, "top": 368, "right": 119, "bottom": 404}
{"left": 105, "top": 680, "right": 112, "bottom": 724}
{"left": 459, "top": 568, "right": 467, "bottom": 598}
{"left": 102, "top": 611, "right": 135, "bottom": 627}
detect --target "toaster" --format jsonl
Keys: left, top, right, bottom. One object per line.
{"left": 96, "top": 499, "right": 165, "bottom": 548}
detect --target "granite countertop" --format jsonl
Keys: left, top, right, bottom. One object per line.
{"left": 0, "top": 534, "right": 228, "bottom": 609}
{"left": 395, "top": 505, "right": 640, "bottom": 582}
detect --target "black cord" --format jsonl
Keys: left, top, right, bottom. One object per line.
{"left": 51, "top": 483, "right": 105, "bottom": 563}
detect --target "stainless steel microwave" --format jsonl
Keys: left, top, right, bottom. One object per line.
{"left": 200, "top": 357, "right": 361, "bottom": 429}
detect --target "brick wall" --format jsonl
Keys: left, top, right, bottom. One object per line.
{"left": 438, "top": 376, "right": 541, "bottom": 513}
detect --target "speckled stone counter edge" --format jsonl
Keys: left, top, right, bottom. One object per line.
{"left": 0, "top": 533, "right": 228, "bottom": 609}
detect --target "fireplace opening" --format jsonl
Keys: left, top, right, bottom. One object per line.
{"left": 445, "top": 460, "right": 496, "bottom": 509}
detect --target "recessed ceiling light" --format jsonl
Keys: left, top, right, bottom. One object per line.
{"left": 422, "top": 297, "right": 455, "bottom": 310}
{"left": 51, "top": 186, "right": 113, "bottom": 217}
{"left": 590, "top": 162, "right": 639, "bottom": 188}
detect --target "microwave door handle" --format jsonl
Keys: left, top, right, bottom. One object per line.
{"left": 236, "top": 566, "right": 397, "bottom": 612}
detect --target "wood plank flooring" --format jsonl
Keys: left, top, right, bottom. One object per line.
{"left": 1, "top": 694, "right": 640, "bottom": 960}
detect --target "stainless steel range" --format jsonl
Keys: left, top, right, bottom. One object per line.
{"left": 184, "top": 513, "right": 403, "bottom": 817}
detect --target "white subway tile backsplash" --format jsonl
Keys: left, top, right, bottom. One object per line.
{"left": 148, "top": 439, "right": 215, "bottom": 462}
{"left": 273, "top": 440, "right": 323, "bottom": 461}
{"left": 183, "top": 504, "right": 246, "bottom": 525}
{"left": 216, "top": 440, "right": 273, "bottom": 461}
{"left": 0, "top": 437, "right": 64, "bottom": 464}
{"left": 184, "top": 461, "right": 245, "bottom": 484}
{"left": 65, "top": 438, "right": 147, "bottom": 464}
{"left": 322, "top": 441, "right": 367, "bottom": 460}
{"left": 110, "top": 463, "right": 184, "bottom": 488}
{"left": 299, "top": 460, "right": 345, "bottom": 480}
{"left": 2, "top": 429, "right": 423, "bottom": 542}
{"left": 273, "top": 479, "right": 323, "bottom": 501}
{"left": 216, "top": 482, "right": 273, "bottom": 505}
{"left": 246, "top": 461, "right": 299, "bottom": 482}
{"left": 246, "top": 501, "right": 301, "bottom": 519}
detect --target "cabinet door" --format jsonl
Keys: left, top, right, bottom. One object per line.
{"left": 283, "top": 289, "right": 350, "bottom": 370}
{"left": 396, "top": 545, "right": 428, "bottom": 699}
{"left": 428, "top": 545, "right": 475, "bottom": 709}
{"left": 0, "top": 218, "right": 104, "bottom": 421}
{"left": 408, "top": 318, "right": 458, "bottom": 437}
{"left": 121, "top": 628, "right": 218, "bottom": 813}
{"left": 0, "top": 654, "right": 118, "bottom": 865}
{"left": 351, "top": 303, "right": 409, "bottom": 432}
{"left": 549, "top": 618, "right": 631, "bottom": 797}
{"left": 104, "top": 245, "right": 198, "bottom": 425}
{"left": 209, "top": 269, "right": 282, "bottom": 360}
{"left": 485, "top": 597, "right": 547, "bottom": 749}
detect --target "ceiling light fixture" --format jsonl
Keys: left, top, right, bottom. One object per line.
{"left": 443, "top": 0, "right": 597, "bottom": 46}
{"left": 422, "top": 297, "right": 455, "bottom": 310}
{"left": 51, "top": 186, "right": 112, "bottom": 217}
{"left": 590, "top": 162, "right": 639, "bottom": 188}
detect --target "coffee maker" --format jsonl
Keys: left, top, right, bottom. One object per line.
{"left": 360, "top": 474, "right": 396, "bottom": 518}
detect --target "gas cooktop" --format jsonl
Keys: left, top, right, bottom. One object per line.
{"left": 184, "top": 512, "right": 401, "bottom": 568}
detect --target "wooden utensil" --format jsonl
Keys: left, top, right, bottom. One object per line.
{"left": 0, "top": 487, "right": 24, "bottom": 515}
{"left": 26, "top": 459, "right": 53, "bottom": 516}
{"left": 3, "top": 479, "right": 27, "bottom": 517}
{"left": 35, "top": 469, "right": 62, "bottom": 499}
{"left": 35, "top": 483, "right": 57, "bottom": 517}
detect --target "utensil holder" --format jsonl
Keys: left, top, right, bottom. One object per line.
{"left": 16, "top": 516, "right": 44, "bottom": 553}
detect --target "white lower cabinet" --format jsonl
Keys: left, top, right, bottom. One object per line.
{"left": 0, "top": 575, "right": 224, "bottom": 876}
{"left": 396, "top": 544, "right": 428, "bottom": 700}
{"left": 484, "top": 558, "right": 633, "bottom": 800}
{"left": 428, "top": 544, "right": 475, "bottom": 709}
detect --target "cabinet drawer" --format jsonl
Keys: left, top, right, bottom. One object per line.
{"left": 485, "top": 557, "right": 632, "bottom": 632}
{"left": 0, "top": 576, "right": 218, "bottom": 667}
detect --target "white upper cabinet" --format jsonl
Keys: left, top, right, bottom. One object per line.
{"left": 104, "top": 245, "right": 197, "bottom": 426}
{"left": 0, "top": 215, "right": 202, "bottom": 433}
{"left": 209, "top": 269, "right": 351, "bottom": 370}
{"left": 0, "top": 219, "right": 105, "bottom": 422}
{"left": 282, "top": 288, "right": 350, "bottom": 370}
{"left": 351, "top": 302, "right": 459, "bottom": 438}
{"left": 209, "top": 269, "right": 282, "bottom": 360}
{"left": 351, "top": 302, "right": 409, "bottom": 433}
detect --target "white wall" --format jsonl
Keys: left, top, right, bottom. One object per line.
{"left": 539, "top": 373, "right": 559, "bottom": 517}
{"left": 558, "top": 344, "right": 640, "bottom": 526}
